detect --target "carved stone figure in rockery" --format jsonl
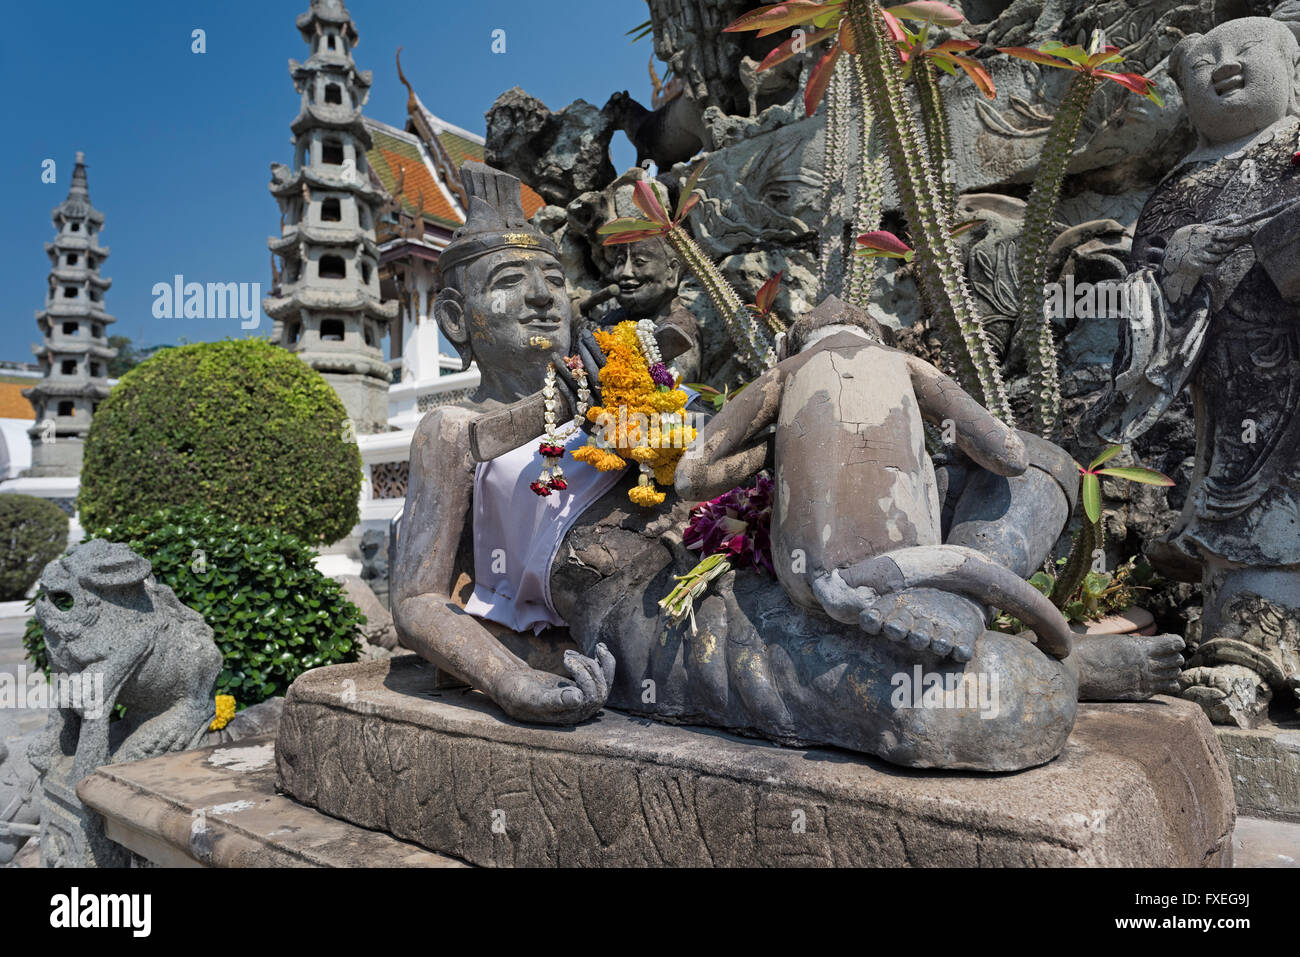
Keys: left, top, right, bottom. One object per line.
{"left": 1089, "top": 12, "right": 1300, "bottom": 728}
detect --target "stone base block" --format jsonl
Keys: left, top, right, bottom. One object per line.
{"left": 275, "top": 656, "right": 1236, "bottom": 867}
{"left": 41, "top": 756, "right": 129, "bottom": 868}
{"left": 1216, "top": 719, "right": 1300, "bottom": 821}
{"left": 77, "top": 735, "right": 461, "bottom": 867}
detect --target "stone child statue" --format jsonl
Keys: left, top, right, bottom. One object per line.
{"left": 1089, "top": 13, "right": 1300, "bottom": 727}
{"left": 393, "top": 164, "right": 1181, "bottom": 771}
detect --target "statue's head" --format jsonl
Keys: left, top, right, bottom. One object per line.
{"left": 610, "top": 238, "right": 681, "bottom": 319}
{"left": 435, "top": 163, "right": 571, "bottom": 393}
{"left": 1170, "top": 16, "right": 1300, "bottom": 147}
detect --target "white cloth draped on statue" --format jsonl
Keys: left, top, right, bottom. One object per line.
{"left": 464, "top": 420, "right": 625, "bottom": 633}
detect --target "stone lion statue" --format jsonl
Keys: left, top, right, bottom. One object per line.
{"left": 27, "top": 539, "right": 222, "bottom": 782}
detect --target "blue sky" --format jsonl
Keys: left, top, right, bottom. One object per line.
{"left": 0, "top": 0, "right": 652, "bottom": 363}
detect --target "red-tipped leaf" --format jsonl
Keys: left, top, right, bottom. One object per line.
{"left": 998, "top": 46, "right": 1076, "bottom": 69}
{"left": 804, "top": 43, "right": 842, "bottom": 115}
{"left": 1095, "top": 70, "right": 1164, "bottom": 105}
{"left": 885, "top": 1, "right": 964, "bottom": 26}
{"left": 674, "top": 162, "right": 708, "bottom": 222}
{"left": 723, "top": 1, "right": 829, "bottom": 36}
{"left": 856, "top": 230, "right": 914, "bottom": 260}
{"left": 757, "top": 26, "right": 837, "bottom": 71}
{"left": 879, "top": 7, "right": 908, "bottom": 43}
{"left": 633, "top": 180, "right": 671, "bottom": 226}
{"left": 755, "top": 271, "right": 783, "bottom": 315}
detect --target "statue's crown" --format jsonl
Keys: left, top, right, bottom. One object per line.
{"left": 438, "top": 162, "right": 558, "bottom": 279}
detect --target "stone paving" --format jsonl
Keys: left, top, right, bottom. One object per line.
{"left": 0, "top": 613, "right": 45, "bottom": 738}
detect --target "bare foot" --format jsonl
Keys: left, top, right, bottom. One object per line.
{"left": 859, "top": 587, "right": 987, "bottom": 662}
{"left": 810, "top": 574, "right": 987, "bottom": 662}
{"left": 1073, "top": 632, "right": 1185, "bottom": 701}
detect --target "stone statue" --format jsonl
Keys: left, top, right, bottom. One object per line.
{"left": 28, "top": 540, "right": 222, "bottom": 782}
{"left": 588, "top": 174, "right": 702, "bottom": 383}
{"left": 393, "top": 163, "right": 1183, "bottom": 772}
{"left": 1089, "top": 13, "right": 1300, "bottom": 728}
{"left": 359, "top": 527, "right": 389, "bottom": 608}
{"left": 0, "top": 729, "right": 39, "bottom": 865}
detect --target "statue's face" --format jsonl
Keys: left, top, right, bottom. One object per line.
{"left": 612, "top": 240, "right": 680, "bottom": 318}
{"left": 458, "top": 247, "right": 572, "bottom": 377}
{"left": 1179, "top": 19, "right": 1299, "bottom": 145}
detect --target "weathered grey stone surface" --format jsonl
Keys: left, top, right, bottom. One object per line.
{"left": 486, "top": 88, "right": 618, "bottom": 208}
{"left": 1215, "top": 720, "right": 1300, "bottom": 821}
{"left": 1089, "top": 14, "right": 1300, "bottom": 727}
{"left": 27, "top": 539, "right": 223, "bottom": 866}
{"left": 276, "top": 656, "right": 1234, "bottom": 867}
{"left": 28, "top": 540, "right": 221, "bottom": 785}
{"left": 335, "top": 574, "right": 397, "bottom": 652}
{"left": 77, "top": 734, "right": 461, "bottom": 867}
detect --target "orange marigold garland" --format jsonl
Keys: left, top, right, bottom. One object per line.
{"left": 571, "top": 320, "right": 696, "bottom": 507}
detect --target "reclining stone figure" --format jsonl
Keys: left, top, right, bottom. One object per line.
{"left": 393, "top": 162, "right": 1183, "bottom": 772}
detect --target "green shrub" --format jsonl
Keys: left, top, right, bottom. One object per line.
{"left": 24, "top": 505, "right": 364, "bottom": 706}
{"left": 78, "top": 338, "right": 362, "bottom": 546}
{"left": 0, "top": 495, "right": 68, "bottom": 601}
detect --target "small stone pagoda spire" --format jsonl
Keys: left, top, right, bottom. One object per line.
{"left": 24, "top": 152, "right": 117, "bottom": 477}
{"left": 264, "top": 0, "right": 398, "bottom": 434}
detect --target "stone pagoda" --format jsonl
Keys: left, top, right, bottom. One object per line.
{"left": 264, "top": 0, "right": 397, "bottom": 434}
{"left": 24, "top": 152, "right": 117, "bottom": 477}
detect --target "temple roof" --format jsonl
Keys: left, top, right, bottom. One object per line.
{"left": 364, "top": 109, "right": 543, "bottom": 238}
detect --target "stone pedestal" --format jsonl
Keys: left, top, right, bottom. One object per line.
{"left": 76, "top": 736, "right": 460, "bottom": 868}
{"left": 41, "top": 756, "right": 129, "bottom": 868}
{"left": 1215, "top": 719, "right": 1300, "bottom": 821}
{"left": 274, "top": 656, "right": 1236, "bottom": 867}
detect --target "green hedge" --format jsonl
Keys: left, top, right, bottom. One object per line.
{"left": 78, "top": 338, "right": 362, "bottom": 546}
{"left": 24, "top": 505, "right": 364, "bottom": 706}
{"left": 0, "top": 495, "right": 68, "bottom": 601}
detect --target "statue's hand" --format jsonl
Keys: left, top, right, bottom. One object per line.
{"left": 494, "top": 644, "right": 616, "bottom": 725}
{"left": 1162, "top": 223, "right": 1252, "bottom": 305}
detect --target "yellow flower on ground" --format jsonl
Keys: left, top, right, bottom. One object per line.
{"left": 210, "top": 694, "right": 236, "bottom": 731}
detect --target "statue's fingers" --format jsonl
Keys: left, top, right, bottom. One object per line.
{"left": 594, "top": 642, "right": 616, "bottom": 687}
{"left": 563, "top": 651, "right": 602, "bottom": 704}
{"left": 580, "top": 327, "right": 607, "bottom": 367}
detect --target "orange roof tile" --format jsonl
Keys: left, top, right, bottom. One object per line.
{"left": 377, "top": 145, "right": 461, "bottom": 228}
{"left": 0, "top": 383, "right": 36, "bottom": 420}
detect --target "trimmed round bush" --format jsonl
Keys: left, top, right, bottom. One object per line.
{"left": 0, "top": 495, "right": 68, "bottom": 601}
{"left": 78, "top": 338, "right": 362, "bottom": 546}
{"left": 24, "top": 505, "right": 364, "bottom": 706}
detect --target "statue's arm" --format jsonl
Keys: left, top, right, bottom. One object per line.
{"left": 392, "top": 407, "right": 526, "bottom": 686}
{"left": 393, "top": 407, "right": 613, "bottom": 724}
{"left": 675, "top": 367, "right": 782, "bottom": 501}
{"left": 904, "top": 354, "right": 1027, "bottom": 477}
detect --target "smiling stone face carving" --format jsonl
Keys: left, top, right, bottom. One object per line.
{"left": 1170, "top": 17, "right": 1300, "bottom": 148}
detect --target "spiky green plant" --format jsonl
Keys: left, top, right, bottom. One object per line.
{"left": 842, "top": 0, "right": 1012, "bottom": 420}
{"left": 1000, "top": 37, "right": 1164, "bottom": 436}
